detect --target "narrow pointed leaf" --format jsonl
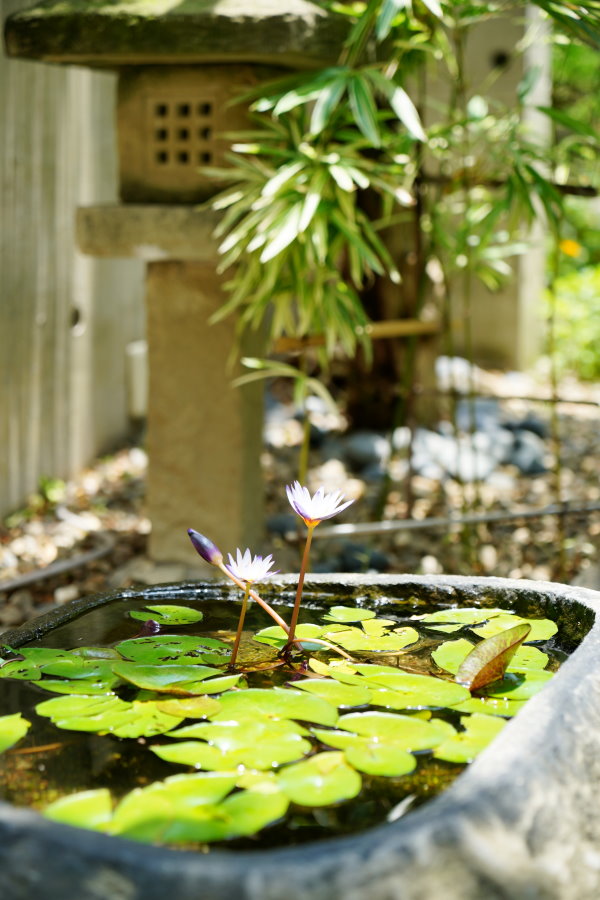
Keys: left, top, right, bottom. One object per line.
{"left": 455, "top": 623, "right": 532, "bottom": 691}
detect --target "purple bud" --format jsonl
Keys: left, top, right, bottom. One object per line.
{"left": 187, "top": 528, "right": 223, "bottom": 565}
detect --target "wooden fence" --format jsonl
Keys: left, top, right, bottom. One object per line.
{"left": 0, "top": 0, "right": 145, "bottom": 517}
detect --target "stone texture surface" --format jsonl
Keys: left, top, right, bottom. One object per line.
{"left": 4, "top": 0, "right": 348, "bottom": 68}
{"left": 145, "top": 260, "right": 264, "bottom": 565}
{"left": 1, "top": 574, "right": 600, "bottom": 899}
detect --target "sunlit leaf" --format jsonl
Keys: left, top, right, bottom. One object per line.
{"left": 482, "top": 669, "right": 553, "bottom": 701}
{"left": 323, "top": 626, "right": 419, "bottom": 653}
{"left": 129, "top": 605, "right": 203, "bottom": 626}
{"left": 36, "top": 694, "right": 184, "bottom": 738}
{"left": 471, "top": 615, "right": 557, "bottom": 642}
{"left": 213, "top": 688, "right": 338, "bottom": 727}
{"left": 44, "top": 789, "right": 113, "bottom": 830}
{"left": 115, "top": 635, "right": 230, "bottom": 666}
{"left": 335, "top": 711, "right": 454, "bottom": 749}
{"left": 455, "top": 623, "right": 532, "bottom": 691}
{"left": 434, "top": 714, "right": 506, "bottom": 764}
{"left": 276, "top": 751, "right": 361, "bottom": 806}
{"left": 322, "top": 606, "right": 377, "bottom": 623}
{"left": 253, "top": 623, "right": 323, "bottom": 650}
{"left": 452, "top": 696, "right": 527, "bottom": 718}
{"left": 293, "top": 678, "right": 371, "bottom": 708}
{"left": 356, "top": 668, "right": 471, "bottom": 708}
{"left": 433, "top": 638, "right": 549, "bottom": 676}
{"left": 111, "top": 662, "right": 223, "bottom": 693}
{"left": 0, "top": 713, "right": 30, "bottom": 753}
{"left": 154, "top": 696, "right": 222, "bottom": 718}
{"left": 348, "top": 75, "right": 381, "bottom": 147}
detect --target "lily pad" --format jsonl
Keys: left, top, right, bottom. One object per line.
{"left": 452, "top": 696, "right": 527, "bottom": 717}
{"left": 253, "top": 623, "right": 323, "bottom": 650}
{"left": 358, "top": 669, "right": 471, "bottom": 709}
{"left": 322, "top": 606, "right": 376, "bottom": 623}
{"left": 213, "top": 688, "right": 338, "bottom": 726}
{"left": 111, "top": 662, "right": 224, "bottom": 693}
{"left": 36, "top": 694, "right": 184, "bottom": 738}
{"left": 276, "top": 751, "right": 362, "bottom": 806}
{"left": 322, "top": 626, "right": 419, "bottom": 654}
{"left": 415, "top": 607, "right": 506, "bottom": 631}
{"left": 482, "top": 669, "right": 554, "bottom": 701}
{"left": 115, "top": 635, "right": 230, "bottom": 666}
{"left": 455, "top": 623, "right": 532, "bottom": 691}
{"left": 129, "top": 604, "right": 203, "bottom": 625}
{"left": 344, "top": 740, "right": 417, "bottom": 777}
{"left": 335, "top": 711, "right": 455, "bottom": 749}
{"left": 433, "top": 639, "right": 549, "bottom": 676}
{"left": 154, "top": 696, "right": 222, "bottom": 719}
{"left": 0, "top": 713, "right": 30, "bottom": 753}
{"left": 293, "top": 678, "right": 371, "bottom": 708}
{"left": 434, "top": 713, "right": 506, "bottom": 763}
{"left": 44, "top": 789, "right": 114, "bottom": 830}
{"left": 471, "top": 614, "right": 558, "bottom": 642}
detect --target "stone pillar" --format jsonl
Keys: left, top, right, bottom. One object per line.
{"left": 76, "top": 204, "right": 264, "bottom": 567}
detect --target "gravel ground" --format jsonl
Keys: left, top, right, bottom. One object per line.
{"left": 1, "top": 363, "right": 599, "bottom": 632}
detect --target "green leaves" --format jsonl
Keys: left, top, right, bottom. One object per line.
{"left": 0, "top": 713, "right": 30, "bottom": 753}
{"left": 455, "top": 624, "right": 532, "bottom": 692}
{"left": 434, "top": 714, "right": 506, "bottom": 764}
{"left": 276, "top": 752, "right": 361, "bottom": 806}
{"left": 129, "top": 605, "right": 203, "bottom": 626}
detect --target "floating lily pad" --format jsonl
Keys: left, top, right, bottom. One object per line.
{"left": 0, "top": 713, "right": 30, "bottom": 753}
{"left": 335, "top": 711, "right": 455, "bottom": 750}
{"left": 361, "top": 618, "right": 401, "bottom": 637}
{"left": 0, "top": 648, "right": 72, "bottom": 680}
{"left": 415, "top": 607, "right": 506, "bottom": 629}
{"left": 293, "top": 678, "right": 371, "bottom": 708}
{"left": 452, "top": 696, "right": 527, "bottom": 717}
{"left": 115, "top": 635, "right": 230, "bottom": 666}
{"left": 111, "top": 662, "right": 223, "bottom": 693}
{"left": 158, "top": 718, "right": 311, "bottom": 770}
{"left": 322, "top": 626, "right": 419, "bottom": 654}
{"left": 482, "top": 669, "right": 554, "bottom": 701}
{"left": 357, "top": 669, "right": 471, "bottom": 709}
{"left": 129, "top": 604, "right": 204, "bottom": 625}
{"left": 344, "top": 740, "right": 417, "bottom": 777}
{"left": 455, "top": 623, "right": 532, "bottom": 691}
{"left": 213, "top": 688, "right": 338, "bottom": 726}
{"left": 253, "top": 624, "right": 323, "bottom": 650}
{"left": 35, "top": 679, "right": 118, "bottom": 695}
{"left": 276, "top": 751, "right": 361, "bottom": 806}
{"left": 322, "top": 606, "right": 377, "bottom": 623}
{"left": 44, "top": 789, "right": 113, "bottom": 830}
{"left": 433, "top": 639, "right": 549, "bottom": 676}
{"left": 434, "top": 713, "right": 506, "bottom": 763}
{"left": 36, "top": 694, "right": 184, "bottom": 738}
{"left": 155, "top": 696, "right": 222, "bottom": 719}
{"left": 471, "top": 614, "right": 557, "bottom": 642}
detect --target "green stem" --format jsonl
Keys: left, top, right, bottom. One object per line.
{"left": 230, "top": 584, "right": 250, "bottom": 667}
{"left": 287, "top": 524, "right": 315, "bottom": 647}
{"left": 216, "top": 561, "right": 290, "bottom": 634}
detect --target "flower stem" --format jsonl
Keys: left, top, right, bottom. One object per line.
{"left": 216, "top": 561, "right": 290, "bottom": 634}
{"left": 286, "top": 524, "right": 315, "bottom": 648}
{"left": 230, "top": 583, "right": 250, "bottom": 667}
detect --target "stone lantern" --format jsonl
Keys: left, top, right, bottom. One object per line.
{"left": 4, "top": 0, "right": 348, "bottom": 567}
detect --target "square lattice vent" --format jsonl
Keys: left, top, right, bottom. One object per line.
{"left": 117, "top": 67, "right": 262, "bottom": 203}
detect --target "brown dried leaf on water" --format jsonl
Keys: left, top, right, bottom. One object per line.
{"left": 455, "top": 623, "right": 532, "bottom": 692}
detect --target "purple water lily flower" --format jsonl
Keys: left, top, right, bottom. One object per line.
{"left": 286, "top": 481, "right": 354, "bottom": 528}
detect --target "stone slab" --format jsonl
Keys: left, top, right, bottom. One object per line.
{"left": 4, "top": 0, "right": 348, "bottom": 69}
{"left": 76, "top": 204, "right": 221, "bottom": 261}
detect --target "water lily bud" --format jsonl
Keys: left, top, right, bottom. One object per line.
{"left": 187, "top": 528, "right": 223, "bottom": 565}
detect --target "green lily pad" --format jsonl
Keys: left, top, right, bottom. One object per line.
{"left": 44, "top": 789, "right": 113, "bottom": 830}
{"left": 111, "top": 662, "right": 223, "bottom": 693}
{"left": 322, "top": 606, "right": 377, "bottom": 623}
{"left": 323, "top": 626, "right": 419, "bottom": 653}
{"left": 158, "top": 718, "right": 311, "bottom": 770}
{"left": 154, "top": 696, "right": 222, "bottom": 718}
{"left": 358, "top": 670, "right": 471, "bottom": 709}
{"left": 482, "top": 669, "right": 554, "bottom": 701}
{"left": 433, "top": 639, "right": 549, "bottom": 676}
{"left": 0, "top": 648, "right": 73, "bottom": 680}
{"left": 361, "top": 618, "right": 401, "bottom": 637}
{"left": 253, "top": 623, "right": 323, "bottom": 650}
{"left": 36, "top": 694, "right": 184, "bottom": 738}
{"left": 434, "top": 713, "right": 506, "bottom": 763}
{"left": 213, "top": 688, "right": 338, "bottom": 727}
{"left": 276, "top": 751, "right": 362, "bottom": 806}
{"left": 452, "top": 696, "right": 527, "bottom": 717}
{"left": 471, "top": 614, "right": 558, "bottom": 642}
{"left": 293, "top": 678, "right": 371, "bottom": 708}
{"left": 345, "top": 740, "right": 417, "bottom": 777}
{"left": 40, "top": 658, "right": 118, "bottom": 681}
{"left": 0, "top": 713, "right": 30, "bottom": 753}
{"left": 35, "top": 679, "right": 119, "bottom": 695}
{"left": 415, "top": 607, "right": 506, "bottom": 630}
{"left": 335, "top": 711, "right": 454, "bottom": 749}
{"left": 115, "top": 635, "right": 230, "bottom": 666}
{"left": 129, "top": 604, "right": 203, "bottom": 625}
{"left": 455, "top": 623, "right": 532, "bottom": 691}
